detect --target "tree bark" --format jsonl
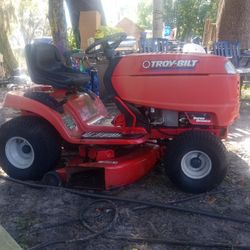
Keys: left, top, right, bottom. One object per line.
{"left": 48, "top": 0, "right": 69, "bottom": 53}
{"left": 0, "top": 3, "right": 18, "bottom": 75}
{"left": 153, "top": 0, "right": 163, "bottom": 38}
{"left": 217, "top": 0, "right": 250, "bottom": 49}
{"left": 66, "top": 0, "right": 106, "bottom": 49}
{"left": 0, "top": 28, "right": 18, "bottom": 75}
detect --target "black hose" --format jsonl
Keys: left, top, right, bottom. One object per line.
{"left": 132, "top": 185, "right": 249, "bottom": 210}
{"left": 29, "top": 199, "right": 118, "bottom": 250}
{"left": 67, "top": 188, "right": 250, "bottom": 225}
{"left": 28, "top": 198, "right": 250, "bottom": 250}
{"left": 105, "top": 235, "right": 250, "bottom": 249}
{"left": 30, "top": 219, "right": 79, "bottom": 232}
{"left": 1, "top": 175, "right": 250, "bottom": 225}
{"left": 29, "top": 234, "right": 100, "bottom": 250}
{"left": 2, "top": 175, "right": 250, "bottom": 250}
{"left": 30, "top": 235, "right": 250, "bottom": 250}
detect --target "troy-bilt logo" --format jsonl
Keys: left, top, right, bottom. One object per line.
{"left": 142, "top": 60, "right": 199, "bottom": 70}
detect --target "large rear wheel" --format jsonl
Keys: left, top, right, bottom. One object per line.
{"left": 164, "top": 131, "right": 227, "bottom": 193}
{"left": 0, "top": 116, "right": 61, "bottom": 180}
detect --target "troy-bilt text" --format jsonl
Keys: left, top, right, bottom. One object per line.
{"left": 142, "top": 60, "right": 199, "bottom": 69}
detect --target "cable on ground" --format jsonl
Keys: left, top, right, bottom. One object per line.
{"left": 1, "top": 175, "right": 250, "bottom": 249}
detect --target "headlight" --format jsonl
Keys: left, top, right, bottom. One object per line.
{"left": 224, "top": 61, "right": 237, "bottom": 74}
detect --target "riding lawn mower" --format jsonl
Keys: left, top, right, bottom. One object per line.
{"left": 0, "top": 33, "right": 240, "bottom": 193}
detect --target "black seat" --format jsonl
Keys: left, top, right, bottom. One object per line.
{"left": 25, "top": 43, "right": 90, "bottom": 89}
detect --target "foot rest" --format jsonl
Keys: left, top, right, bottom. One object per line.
{"left": 82, "top": 132, "right": 145, "bottom": 139}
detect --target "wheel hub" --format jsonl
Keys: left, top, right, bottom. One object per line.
{"left": 5, "top": 136, "right": 35, "bottom": 169}
{"left": 181, "top": 150, "right": 212, "bottom": 179}
{"left": 190, "top": 157, "right": 202, "bottom": 168}
{"left": 22, "top": 145, "right": 32, "bottom": 154}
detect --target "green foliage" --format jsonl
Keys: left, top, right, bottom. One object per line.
{"left": 18, "top": 0, "right": 51, "bottom": 44}
{"left": 137, "top": 0, "right": 219, "bottom": 41}
{"left": 137, "top": 0, "right": 153, "bottom": 29}
{"left": 163, "top": 0, "right": 177, "bottom": 26}
{"left": 67, "top": 28, "right": 77, "bottom": 50}
{"left": 95, "top": 26, "right": 123, "bottom": 39}
{"left": 174, "top": 0, "right": 219, "bottom": 41}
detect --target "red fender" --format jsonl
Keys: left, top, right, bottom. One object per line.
{"left": 2, "top": 91, "right": 148, "bottom": 145}
{"left": 3, "top": 92, "right": 82, "bottom": 143}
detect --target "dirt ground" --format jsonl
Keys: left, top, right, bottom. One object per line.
{"left": 0, "top": 87, "right": 250, "bottom": 250}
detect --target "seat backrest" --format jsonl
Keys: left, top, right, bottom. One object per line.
{"left": 25, "top": 43, "right": 91, "bottom": 90}
{"left": 25, "top": 43, "right": 64, "bottom": 76}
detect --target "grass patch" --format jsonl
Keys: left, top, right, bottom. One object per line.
{"left": 241, "top": 83, "right": 250, "bottom": 99}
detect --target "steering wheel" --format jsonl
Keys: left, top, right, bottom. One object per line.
{"left": 85, "top": 32, "right": 127, "bottom": 58}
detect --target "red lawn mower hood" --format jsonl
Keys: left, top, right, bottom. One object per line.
{"left": 111, "top": 53, "right": 240, "bottom": 127}
{"left": 113, "top": 53, "right": 230, "bottom": 75}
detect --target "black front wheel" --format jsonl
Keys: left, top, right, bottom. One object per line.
{"left": 0, "top": 116, "right": 61, "bottom": 180}
{"left": 164, "top": 131, "right": 227, "bottom": 193}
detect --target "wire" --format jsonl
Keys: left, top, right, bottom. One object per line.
{"left": 29, "top": 234, "right": 99, "bottom": 250}
{"left": 30, "top": 235, "right": 250, "bottom": 250}
{"left": 1, "top": 175, "right": 250, "bottom": 225}
{"left": 67, "top": 188, "right": 250, "bottom": 225}
{"left": 132, "top": 184, "right": 249, "bottom": 210}
{"left": 28, "top": 197, "right": 250, "bottom": 250}
{"left": 30, "top": 219, "right": 79, "bottom": 233}
{"left": 105, "top": 235, "right": 250, "bottom": 249}
{"left": 29, "top": 199, "right": 118, "bottom": 250}
{"left": 79, "top": 199, "right": 118, "bottom": 234}
{"left": 2, "top": 175, "right": 250, "bottom": 249}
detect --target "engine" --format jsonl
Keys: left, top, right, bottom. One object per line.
{"left": 149, "top": 107, "right": 221, "bottom": 128}
{"left": 149, "top": 108, "right": 188, "bottom": 127}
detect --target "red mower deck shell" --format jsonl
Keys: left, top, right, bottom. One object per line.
{"left": 62, "top": 144, "right": 160, "bottom": 189}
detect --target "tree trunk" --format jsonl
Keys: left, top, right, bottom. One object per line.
{"left": 217, "top": 0, "right": 250, "bottom": 49}
{"left": 153, "top": 0, "right": 163, "bottom": 38}
{"left": 0, "top": 3, "right": 18, "bottom": 75}
{"left": 48, "top": 0, "right": 69, "bottom": 53}
{"left": 0, "top": 30, "right": 18, "bottom": 75}
{"left": 66, "top": 0, "right": 106, "bottom": 49}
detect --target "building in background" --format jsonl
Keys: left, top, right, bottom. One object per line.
{"left": 101, "top": 0, "right": 139, "bottom": 26}
{"left": 116, "top": 17, "right": 144, "bottom": 42}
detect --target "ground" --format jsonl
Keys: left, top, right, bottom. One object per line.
{"left": 0, "top": 87, "right": 250, "bottom": 250}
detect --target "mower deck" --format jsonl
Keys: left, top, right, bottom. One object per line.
{"left": 55, "top": 143, "right": 160, "bottom": 189}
